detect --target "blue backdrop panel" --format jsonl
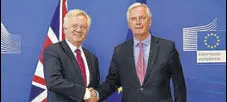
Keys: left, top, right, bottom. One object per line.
{"left": 1, "top": 0, "right": 226, "bottom": 102}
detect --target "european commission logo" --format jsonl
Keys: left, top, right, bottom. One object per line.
{"left": 183, "top": 18, "right": 226, "bottom": 64}
{"left": 1, "top": 22, "right": 21, "bottom": 54}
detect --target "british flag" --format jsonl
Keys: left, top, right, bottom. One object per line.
{"left": 29, "top": 0, "right": 68, "bottom": 101}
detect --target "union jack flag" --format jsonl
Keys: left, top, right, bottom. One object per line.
{"left": 29, "top": 0, "right": 68, "bottom": 101}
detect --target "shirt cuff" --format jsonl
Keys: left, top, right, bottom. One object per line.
{"left": 95, "top": 90, "right": 99, "bottom": 100}
{"left": 83, "top": 88, "right": 91, "bottom": 99}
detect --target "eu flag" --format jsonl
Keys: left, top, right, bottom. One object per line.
{"left": 197, "top": 31, "right": 226, "bottom": 50}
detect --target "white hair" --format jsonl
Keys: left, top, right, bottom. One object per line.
{"left": 126, "top": 2, "right": 152, "bottom": 22}
{"left": 63, "top": 9, "right": 91, "bottom": 29}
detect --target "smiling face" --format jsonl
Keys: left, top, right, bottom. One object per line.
{"left": 128, "top": 6, "right": 151, "bottom": 41}
{"left": 64, "top": 14, "right": 89, "bottom": 47}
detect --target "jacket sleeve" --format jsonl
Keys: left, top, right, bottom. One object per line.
{"left": 94, "top": 56, "right": 101, "bottom": 89}
{"left": 43, "top": 46, "right": 86, "bottom": 101}
{"left": 97, "top": 47, "right": 121, "bottom": 101}
{"left": 168, "top": 43, "right": 187, "bottom": 102}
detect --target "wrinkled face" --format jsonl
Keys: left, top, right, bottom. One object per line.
{"left": 64, "top": 15, "right": 88, "bottom": 46}
{"left": 128, "top": 6, "right": 151, "bottom": 40}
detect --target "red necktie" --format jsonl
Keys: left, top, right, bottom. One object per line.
{"left": 136, "top": 42, "right": 146, "bottom": 85}
{"left": 75, "top": 49, "right": 87, "bottom": 86}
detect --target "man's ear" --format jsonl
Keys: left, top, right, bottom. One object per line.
{"left": 149, "top": 17, "right": 152, "bottom": 26}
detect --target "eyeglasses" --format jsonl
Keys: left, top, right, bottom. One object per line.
{"left": 130, "top": 16, "right": 147, "bottom": 22}
{"left": 70, "top": 24, "right": 88, "bottom": 31}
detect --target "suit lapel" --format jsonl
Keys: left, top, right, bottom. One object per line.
{"left": 127, "top": 40, "right": 141, "bottom": 85}
{"left": 143, "top": 36, "right": 159, "bottom": 85}
{"left": 61, "top": 40, "right": 77, "bottom": 62}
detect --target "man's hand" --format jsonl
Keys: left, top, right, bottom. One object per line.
{"left": 85, "top": 88, "right": 98, "bottom": 102}
{"left": 88, "top": 88, "right": 97, "bottom": 97}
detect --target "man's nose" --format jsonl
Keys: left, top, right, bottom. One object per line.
{"left": 136, "top": 20, "right": 141, "bottom": 25}
{"left": 75, "top": 27, "right": 83, "bottom": 33}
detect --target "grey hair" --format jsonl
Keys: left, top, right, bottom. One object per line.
{"left": 126, "top": 2, "right": 152, "bottom": 22}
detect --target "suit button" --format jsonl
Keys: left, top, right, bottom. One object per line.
{"left": 140, "top": 88, "right": 144, "bottom": 91}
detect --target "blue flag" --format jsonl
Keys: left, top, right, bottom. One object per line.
{"left": 197, "top": 31, "right": 226, "bottom": 50}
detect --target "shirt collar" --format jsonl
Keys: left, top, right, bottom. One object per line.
{"left": 133, "top": 34, "right": 151, "bottom": 47}
{"left": 65, "top": 39, "right": 82, "bottom": 52}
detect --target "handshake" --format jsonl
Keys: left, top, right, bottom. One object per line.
{"left": 85, "top": 88, "right": 98, "bottom": 102}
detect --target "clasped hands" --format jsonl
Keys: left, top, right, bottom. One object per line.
{"left": 85, "top": 88, "right": 98, "bottom": 102}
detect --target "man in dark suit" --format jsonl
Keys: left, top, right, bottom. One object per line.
{"left": 91, "top": 2, "right": 187, "bottom": 102}
{"left": 43, "top": 9, "right": 100, "bottom": 102}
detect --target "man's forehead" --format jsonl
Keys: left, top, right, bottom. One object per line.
{"left": 67, "top": 16, "right": 88, "bottom": 25}
{"left": 130, "top": 6, "right": 146, "bottom": 16}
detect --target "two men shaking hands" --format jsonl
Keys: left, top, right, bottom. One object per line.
{"left": 44, "top": 2, "right": 187, "bottom": 102}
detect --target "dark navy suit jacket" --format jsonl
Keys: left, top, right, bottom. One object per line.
{"left": 98, "top": 35, "right": 187, "bottom": 102}
{"left": 44, "top": 40, "right": 100, "bottom": 102}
